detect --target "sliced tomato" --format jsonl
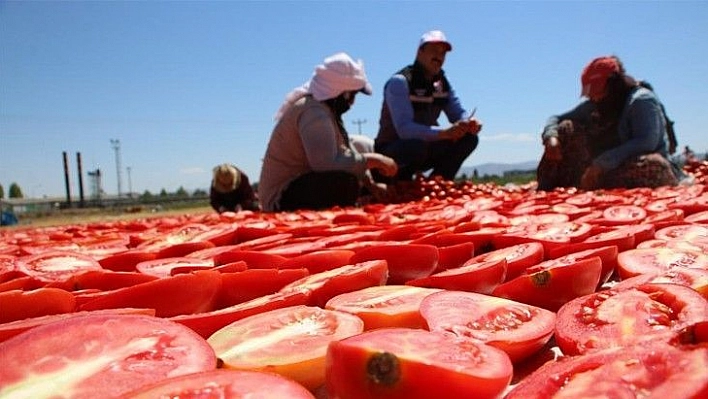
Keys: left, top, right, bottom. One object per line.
{"left": 555, "top": 283, "right": 708, "bottom": 356}
{"left": 348, "top": 244, "right": 438, "bottom": 284}
{"left": 155, "top": 240, "right": 216, "bottom": 259}
{"left": 325, "top": 285, "right": 442, "bottom": 330}
{"left": 135, "top": 257, "right": 214, "bottom": 278}
{"left": 277, "top": 249, "right": 355, "bottom": 274}
{"left": 505, "top": 341, "right": 708, "bottom": 399}
{"left": 613, "top": 267, "right": 708, "bottom": 298}
{"left": 616, "top": 247, "right": 708, "bottom": 280}
{"left": 420, "top": 290, "right": 556, "bottom": 363}
{"left": 466, "top": 242, "right": 544, "bottom": 282}
{"left": 79, "top": 270, "right": 222, "bottom": 317}
{"left": 170, "top": 290, "right": 309, "bottom": 339}
{"left": 279, "top": 260, "right": 388, "bottom": 308}
{"left": 601, "top": 204, "right": 647, "bottom": 225}
{"left": 325, "top": 327, "right": 513, "bottom": 399}
{"left": 98, "top": 249, "right": 158, "bottom": 272}
{"left": 492, "top": 257, "right": 602, "bottom": 312}
{"left": 0, "top": 308, "right": 156, "bottom": 344}
{"left": 73, "top": 270, "right": 158, "bottom": 291}
{"left": 208, "top": 305, "right": 364, "bottom": 391}
{"left": 119, "top": 369, "right": 316, "bottom": 399}
{"left": 0, "top": 288, "right": 76, "bottom": 323}
{"left": 434, "top": 242, "right": 475, "bottom": 272}
{"left": 213, "top": 250, "right": 287, "bottom": 269}
{"left": 406, "top": 258, "right": 507, "bottom": 295}
{"left": 17, "top": 250, "right": 104, "bottom": 284}
{"left": 216, "top": 268, "right": 309, "bottom": 308}
{"left": 655, "top": 224, "right": 708, "bottom": 241}
{"left": 0, "top": 314, "right": 216, "bottom": 398}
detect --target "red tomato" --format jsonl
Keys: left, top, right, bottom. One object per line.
{"left": 505, "top": 341, "right": 708, "bottom": 399}
{"left": 119, "top": 369, "right": 316, "bottom": 399}
{"left": 555, "top": 283, "right": 708, "bottom": 356}
{"left": 406, "top": 258, "right": 507, "bottom": 295}
{"left": 170, "top": 290, "right": 309, "bottom": 339}
{"left": 601, "top": 204, "right": 647, "bottom": 225}
{"left": 434, "top": 242, "right": 475, "bottom": 272}
{"left": 0, "top": 314, "right": 217, "bottom": 398}
{"left": 277, "top": 249, "right": 355, "bottom": 274}
{"left": 613, "top": 267, "right": 708, "bottom": 298}
{"left": 98, "top": 249, "right": 158, "bottom": 272}
{"left": 348, "top": 244, "right": 438, "bottom": 284}
{"left": 0, "top": 308, "right": 156, "bottom": 343}
{"left": 655, "top": 224, "right": 708, "bottom": 241}
{"left": 155, "top": 241, "right": 216, "bottom": 259}
{"left": 79, "top": 270, "right": 222, "bottom": 317}
{"left": 616, "top": 247, "right": 708, "bottom": 280}
{"left": 420, "top": 290, "right": 556, "bottom": 363}
{"left": 325, "top": 327, "right": 513, "bottom": 399}
{"left": 73, "top": 270, "right": 158, "bottom": 291}
{"left": 208, "top": 305, "right": 364, "bottom": 391}
{"left": 325, "top": 285, "right": 442, "bottom": 330}
{"left": 466, "top": 242, "right": 544, "bottom": 282}
{"left": 0, "top": 288, "right": 76, "bottom": 323}
{"left": 492, "top": 257, "right": 602, "bottom": 312}
{"left": 17, "top": 250, "right": 104, "bottom": 284}
{"left": 216, "top": 268, "right": 309, "bottom": 308}
{"left": 135, "top": 257, "right": 214, "bottom": 278}
{"left": 685, "top": 210, "right": 708, "bottom": 224}
{"left": 213, "top": 250, "right": 287, "bottom": 269}
{"left": 279, "top": 260, "right": 388, "bottom": 308}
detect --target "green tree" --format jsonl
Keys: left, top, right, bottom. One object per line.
{"left": 0, "top": 184, "right": 4, "bottom": 199}
{"left": 175, "top": 186, "right": 189, "bottom": 198}
{"left": 159, "top": 189, "right": 168, "bottom": 198}
{"left": 8, "top": 183, "right": 23, "bottom": 198}
{"left": 192, "top": 188, "right": 207, "bottom": 197}
{"left": 140, "top": 190, "right": 154, "bottom": 201}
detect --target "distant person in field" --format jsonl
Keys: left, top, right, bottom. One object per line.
{"left": 374, "top": 29, "right": 482, "bottom": 183}
{"left": 536, "top": 55, "right": 689, "bottom": 191}
{"left": 209, "top": 163, "right": 260, "bottom": 213}
{"left": 258, "top": 52, "right": 398, "bottom": 212}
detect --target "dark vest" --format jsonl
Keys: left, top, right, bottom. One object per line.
{"left": 398, "top": 63, "right": 452, "bottom": 126}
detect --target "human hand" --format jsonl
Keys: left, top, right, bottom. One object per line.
{"left": 461, "top": 117, "right": 482, "bottom": 135}
{"left": 365, "top": 153, "right": 398, "bottom": 177}
{"left": 439, "top": 123, "right": 467, "bottom": 141}
{"left": 543, "top": 136, "right": 562, "bottom": 162}
{"left": 580, "top": 165, "right": 603, "bottom": 190}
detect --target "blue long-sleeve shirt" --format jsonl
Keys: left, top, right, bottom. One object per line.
{"left": 377, "top": 74, "right": 471, "bottom": 143}
{"left": 541, "top": 86, "right": 670, "bottom": 171}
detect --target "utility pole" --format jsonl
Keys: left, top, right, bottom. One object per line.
{"left": 352, "top": 119, "right": 367, "bottom": 135}
{"left": 126, "top": 166, "right": 133, "bottom": 198}
{"left": 110, "top": 139, "right": 122, "bottom": 198}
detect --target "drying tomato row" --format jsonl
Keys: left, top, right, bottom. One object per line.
{"left": 1, "top": 165, "right": 708, "bottom": 398}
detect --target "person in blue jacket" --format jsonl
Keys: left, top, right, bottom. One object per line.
{"left": 374, "top": 30, "right": 482, "bottom": 183}
{"left": 536, "top": 55, "right": 687, "bottom": 191}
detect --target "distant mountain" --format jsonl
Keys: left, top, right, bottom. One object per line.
{"left": 459, "top": 161, "right": 538, "bottom": 178}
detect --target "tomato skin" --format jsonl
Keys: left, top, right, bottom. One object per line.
{"left": 0, "top": 314, "right": 217, "bottom": 399}
{"left": 616, "top": 247, "right": 708, "bottom": 280}
{"left": 325, "top": 328, "right": 513, "bottom": 399}
{"left": 434, "top": 242, "right": 475, "bottom": 272}
{"left": 79, "top": 270, "right": 222, "bottom": 317}
{"left": 406, "top": 258, "right": 506, "bottom": 295}
{"left": 419, "top": 290, "right": 556, "bottom": 363}
{"left": 216, "top": 268, "right": 309, "bottom": 308}
{"left": 0, "top": 288, "right": 76, "bottom": 323}
{"left": 555, "top": 283, "right": 708, "bottom": 356}
{"left": 505, "top": 342, "right": 708, "bottom": 399}
{"left": 348, "top": 244, "right": 439, "bottom": 284}
{"left": 492, "top": 257, "right": 602, "bottom": 312}
{"left": 277, "top": 250, "right": 355, "bottom": 274}
{"left": 208, "top": 305, "right": 364, "bottom": 391}
{"left": 466, "top": 242, "right": 544, "bottom": 282}
{"left": 213, "top": 250, "right": 288, "bottom": 269}
{"left": 135, "top": 257, "right": 215, "bottom": 278}
{"left": 118, "top": 369, "right": 316, "bottom": 399}
{"left": 73, "top": 270, "right": 158, "bottom": 291}
{"left": 98, "top": 250, "right": 158, "bottom": 272}
{"left": 17, "top": 250, "right": 104, "bottom": 284}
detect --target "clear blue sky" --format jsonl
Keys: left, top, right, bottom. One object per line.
{"left": 2, "top": 1, "right": 707, "bottom": 199}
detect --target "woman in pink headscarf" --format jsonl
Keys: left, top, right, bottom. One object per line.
{"left": 258, "top": 53, "right": 398, "bottom": 212}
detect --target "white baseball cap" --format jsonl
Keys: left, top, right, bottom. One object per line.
{"left": 419, "top": 30, "right": 452, "bottom": 51}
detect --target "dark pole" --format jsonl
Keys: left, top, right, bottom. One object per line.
{"left": 62, "top": 151, "right": 72, "bottom": 206}
{"left": 76, "top": 152, "right": 85, "bottom": 208}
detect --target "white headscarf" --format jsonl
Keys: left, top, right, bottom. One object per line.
{"left": 274, "top": 52, "right": 373, "bottom": 121}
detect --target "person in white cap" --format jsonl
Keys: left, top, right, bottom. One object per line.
{"left": 374, "top": 30, "right": 482, "bottom": 183}
{"left": 209, "top": 163, "right": 260, "bottom": 213}
{"left": 259, "top": 52, "right": 398, "bottom": 212}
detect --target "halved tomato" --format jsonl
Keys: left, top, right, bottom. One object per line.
{"left": 119, "top": 369, "right": 316, "bottom": 399}
{"left": 601, "top": 204, "right": 647, "bottom": 225}
{"left": 465, "top": 242, "right": 544, "bottom": 282}
{"left": 325, "top": 285, "right": 442, "bottom": 330}
{"left": 406, "top": 258, "right": 507, "bottom": 295}
{"left": 0, "top": 288, "right": 76, "bottom": 323}
{"left": 613, "top": 267, "right": 708, "bottom": 298}
{"left": 17, "top": 250, "right": 104, "bottom": 284}
{"left": 555, "top": 283, "right": 708, "bottom": 356}
{"left": 277, "top": 249, "right": 355, "bottom": 274}
{"left": 135, "top": 257, "right": 214, "bottom": 278}
{"left": 504, "top": 341, "right": 708, "bottom": 399}
{"left": 98, "top": 249, "right": 158, "bottom": 272}
{"left": 0, "top": 314, "right": 217, "bottom": 398}
{"left": 616, "top": 247, "right": 708, "bottom": 280}
{"left": 325, "top": 327, "right": 513, "bottom": 399}
{"left": 213, "top": 250, "right": 287, "bottom": 269}
{"left": 216, "top": 268, "right": 309, "bottom": 308}
{"left": 420, "top": 290, "right": 556, "bottom": 363}
{"left": 208, "top": 305, "right": 363, "bottom": 390}
{"left": 348, "top": 244, "right": 438, "bottom": 284}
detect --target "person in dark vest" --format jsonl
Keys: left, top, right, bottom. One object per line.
{"left": 536, "top": 55, "right": 690, "bottom": 191}
{"left": 209, "top": 163, "right": 260, "bottom": 213}
{"left": 374, "top": 30, "right": 482, "bottom": 182}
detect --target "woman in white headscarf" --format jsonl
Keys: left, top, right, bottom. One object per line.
{"left": 259, "top": 53, "right": 398, "bottom": 212}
